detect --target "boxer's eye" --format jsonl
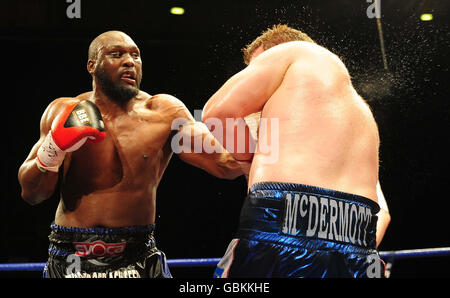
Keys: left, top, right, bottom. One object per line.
{"left": 110, "top": 52, "right": 122, "bottom": 58}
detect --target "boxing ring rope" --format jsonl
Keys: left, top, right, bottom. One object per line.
{"left": 0, "top": 247, "right": 449, "bottom": 272}
{"left": 0, "top": 258, "right": 222, "bottom": 271}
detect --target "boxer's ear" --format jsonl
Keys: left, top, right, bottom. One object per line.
{"left": 87, "top": 60, "right": 96, "bottom": 75}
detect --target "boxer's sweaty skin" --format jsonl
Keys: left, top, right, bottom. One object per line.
{"left": 18, "top": 31, "right": 241, "bottom": 228}
{"left": 203, "top": 41, "right": 380, "bottom": 203}
{"left": 19, "top": 91, "right": 240, "bottom": 228}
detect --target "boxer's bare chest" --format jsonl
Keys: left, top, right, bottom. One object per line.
{"left": 110, "top": 110, "right": 171, "bottom": 164}
{"left": 66, "top": 98, "right": 175, "bottom": 190}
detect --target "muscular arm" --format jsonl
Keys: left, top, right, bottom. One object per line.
{"left": 165, "top": 95, "right": 243, "bottom": 179}
{"left": 17, "top": 98, "right": 71, "bottom": 205}
{"left": 202, "top": 44, "right": 292, "bottom": 120}
{"left": 201, "top": 41, "right": 349, "bottom": 162}
{"left": 201, "top": 43, "right": 298, "bottom": 163}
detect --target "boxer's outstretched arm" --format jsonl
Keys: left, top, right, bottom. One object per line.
{"left": 18, "top": 100, "right": 64, "bottom": 205}
{"left": 175, "top": 120, "right": 243, "bottom": 179}
{"left": 165, "top": 95, "right": 243, "bottom": 180}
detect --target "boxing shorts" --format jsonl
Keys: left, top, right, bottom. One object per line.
{"left": 214, "top": 182, "right": 384, "bottom": 278}
{"left": 43, "top": 223, "right": 172, "bottom": 278}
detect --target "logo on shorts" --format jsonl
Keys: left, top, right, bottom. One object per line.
{"left": 74, "top": 241, "right": 126, "bottom": 257}
{"left": 281, "top": 192, "right": 374, "bottom": 246}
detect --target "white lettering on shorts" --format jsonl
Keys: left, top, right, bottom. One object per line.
{"left": 73, "top": 240, "right": 126, "bottom": 257}
{"left": 281, "top": 193, "right": 373, "bottom": 246}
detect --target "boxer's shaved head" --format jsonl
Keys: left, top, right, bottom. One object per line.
{"left": 88, "top": 30, "right": 137, "bottom": 61}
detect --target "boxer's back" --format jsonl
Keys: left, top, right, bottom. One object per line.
{"left": 249, "top": 42, "right": 380, "bottom": 202}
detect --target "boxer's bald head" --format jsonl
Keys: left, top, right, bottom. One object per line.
{"left": 88, "top": 31, "right": 137, "bottom": 61}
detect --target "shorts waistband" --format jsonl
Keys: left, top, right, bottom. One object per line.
{"left": 239, "top": 182, "right": 380, "bottom": 249}
{"left": 249, "top": 182, "right": 380, "bottom": 213}
{"left": 48, "top": 223, "right": 156, "bottom": 259}
{"left": 50, "top": 223, "right": 155, "bottom": 235}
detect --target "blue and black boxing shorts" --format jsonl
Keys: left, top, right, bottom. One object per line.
{"left": 43, "top": 223, "right": 172, "bottom": 278}
{"left": 214, "top": 182, "right": 384, "bottom": 278}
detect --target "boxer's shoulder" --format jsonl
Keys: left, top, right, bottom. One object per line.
{"left": 267, "top": 42, "right": 351, "bottom": 89}
{"left": 75, "top": 91, "right": 92, "bottom": 100}
{"left": 39, "top": 97, "right": 83, "bottom": 131}
{"left": 49, "top": 96, "right": 82, "bottom": 107}
{"left": 272, "top": 41, "right": 333, "bottom": 59}
{"left": 266, "top": 41, "right": 346, "bottom": 71}
{"left": 43, "top": 97, "right": 82, "bottom": 119}
{"left": 147, "top": 93, "right": 183, "bottom": 106}
{"left": 140, "top": 92, "right": 189, "bottom": 115}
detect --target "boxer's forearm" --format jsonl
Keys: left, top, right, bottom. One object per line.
{"left": 176, "top": 121, "right": 243, "bottom": 179}
{"left": 178, "top": 147, "right": 243, "bottom": 180}
{"left": 18, "top": 147, "right": 60, "bottom": 205}
{"left": 211, "top": 152, "right": 244, "bottom": 180}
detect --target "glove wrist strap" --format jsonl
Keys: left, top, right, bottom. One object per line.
{"left": 36, "top": 133, "right": 66, "bottom": 172}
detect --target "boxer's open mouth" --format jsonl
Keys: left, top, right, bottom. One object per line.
{"left": 121, "top": 72, "right": 136, "bottom": 85}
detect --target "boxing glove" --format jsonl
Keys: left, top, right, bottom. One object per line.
{"left": 36, "top": 100, "right": 106, "bottom": 172}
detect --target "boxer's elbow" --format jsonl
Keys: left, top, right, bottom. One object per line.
{"left": 202, "top": 99, "right": 219, "bottom": 122}
{"left": 201, "top": 110, "right": 216, "bottom": 123}
{"left": 201, "top": 106, "right": 228, "bottom": 124}
{"left": 201, "top": 107, "right": 211, "bottom": 123}
{"left": 20, "top": 160, "right": 62, "bottom": 206}
{"left": 218, "top": 168, "right": 243, "bottom": 180}
{"left": 18, "top": 173, "right": 54, "bottom": 205}
{"left": 216, "top": 159, "right": 244, "bottom": 180}
{"left": 200, "top": 158, "right": 241, "bottom": 180}
{"left": 20, "top": 188, "right": 51, "bottom": 206}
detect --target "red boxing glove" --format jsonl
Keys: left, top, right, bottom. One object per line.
{"left": 36, "top": 100, "right": 106, "bottom": 172}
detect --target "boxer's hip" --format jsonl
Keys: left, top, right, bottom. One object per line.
{"left": 44, "top": 223, "right": 171, "bottom": 278}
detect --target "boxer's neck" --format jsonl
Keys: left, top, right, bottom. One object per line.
{"left": 90, "top": 87, "right": 136, "bottom": 120}
{"left": 91, "top": 81, "right": 136, "bottom": 113}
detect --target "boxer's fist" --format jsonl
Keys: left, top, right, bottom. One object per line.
{"left": 51, "top": 100, "right": 106, "bottom": 149}
{"left": 36, "top": 100, "right": 106, "bottom": 172}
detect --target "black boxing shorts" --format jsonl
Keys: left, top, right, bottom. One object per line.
{"left": 214, "top": 182, "right": 384, "bottom": 278}
{"left": 43, "top": 223, "right": 172, "bottom": 278}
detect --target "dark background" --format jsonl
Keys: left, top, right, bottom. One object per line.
{"left": 0, "top": 0, "right": 449, "bottom": 278}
